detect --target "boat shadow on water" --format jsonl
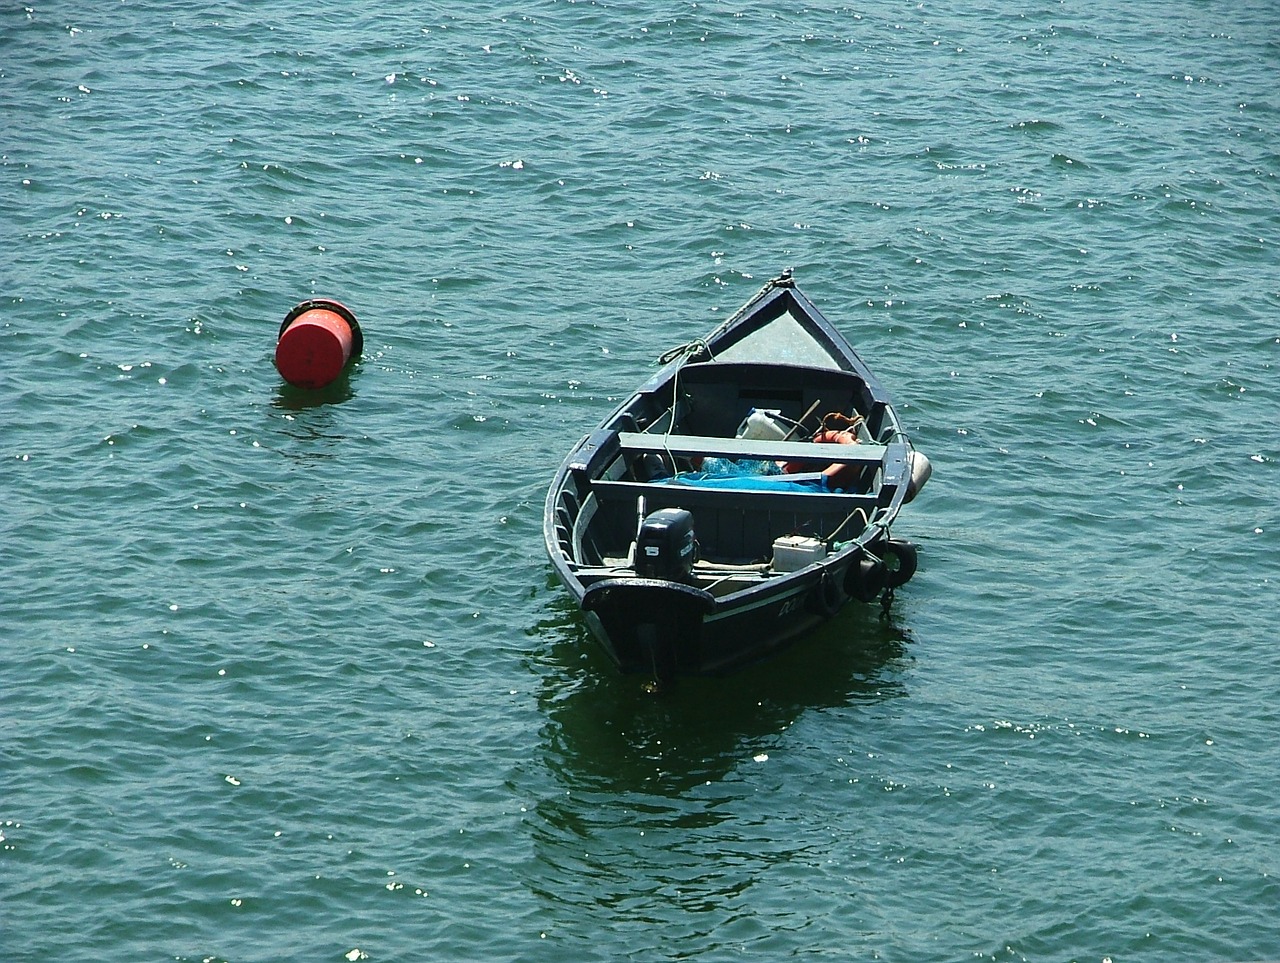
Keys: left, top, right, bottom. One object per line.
{"left": 530, "top": 587, "right": 914, "bottom": 794}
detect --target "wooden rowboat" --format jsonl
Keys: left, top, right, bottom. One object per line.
{"left": 543, "top": 270, "right": 930, "bottom": 682}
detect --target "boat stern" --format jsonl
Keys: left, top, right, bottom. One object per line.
{"left": 581, "top": 578, "right": 716, "bottom": 679}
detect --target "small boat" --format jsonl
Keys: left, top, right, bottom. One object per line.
{"left": 543, "top": 269, "right": 931, "bottom": 682}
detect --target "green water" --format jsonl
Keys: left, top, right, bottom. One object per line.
{"left": 4, "top": 2, "right": 1278, "bottom": 960}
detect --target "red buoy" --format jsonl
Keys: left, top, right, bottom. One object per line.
{"left": 275, "top": 299, "right": 363, "bottom": 389}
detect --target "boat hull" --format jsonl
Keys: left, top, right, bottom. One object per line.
{"left": 543, "top": 271, "right": 925, "bottom": 681}
{"left": 574, "top": 539, "right": 887, "bottom": 675}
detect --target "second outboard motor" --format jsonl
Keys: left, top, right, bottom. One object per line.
{"left": 635, "top": 508, "right": 697, "bottom": 583}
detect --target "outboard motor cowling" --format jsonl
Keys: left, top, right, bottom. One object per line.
{"left": 635, "top": 508, "right": 697, "bottom": 582}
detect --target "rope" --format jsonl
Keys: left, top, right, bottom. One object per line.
{"left": 825, "top": 507, "right": 871, "bottom": 547}
{"left": 655, "top": 269, "right": 793, "bottom": 367}
{"left": 821, "top": 410, "right": 866, "bottom": 433}
{"left": 656, "top": 337, "right": 712, "bottom": 366}
{"left": 657, "top": 336, "right": 720, "bottom": 476}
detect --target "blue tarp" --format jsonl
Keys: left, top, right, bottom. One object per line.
{"left": 645, "top": 455, "right": 838, "bottom": 492}
{"left": 652, "top": 471, "right": 829, "bottom": 492}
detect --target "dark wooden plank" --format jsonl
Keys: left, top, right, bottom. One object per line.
{"left": 617, "top": 431, "right": 888, "bottom": 465}
{"left": 590, "top": 478, "right": 880, "bottom": 513}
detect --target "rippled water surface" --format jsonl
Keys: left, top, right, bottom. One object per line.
{"left": 4, "top": 2, "right": 1278, "bottom": 960}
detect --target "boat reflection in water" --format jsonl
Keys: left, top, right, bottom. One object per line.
{"left": 531, "top": 589, "right": 914, "bottom": 795}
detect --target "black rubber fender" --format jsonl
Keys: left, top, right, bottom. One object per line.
{"left": 808, "top": 570, "right": 844, "bottom": 617}
{"left": 844, "top": 553, "right": 886, "bottom": 602}
{"left": 882, "top": 539, "right": 918, "bottom": 588}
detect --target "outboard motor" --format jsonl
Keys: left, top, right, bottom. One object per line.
{"left": 635, "top": 508, "right": 697, "bottom": 583}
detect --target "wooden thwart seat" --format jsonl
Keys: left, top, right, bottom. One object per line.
{"left": 617, "top": 431, "right": 888, "bottom": 466}
{"left": 589, "top": 478, "right": 880, "bottom": 514}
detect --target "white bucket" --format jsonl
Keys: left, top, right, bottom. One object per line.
{"left": 737, "top": 408, "right": 789, "bottom": 441}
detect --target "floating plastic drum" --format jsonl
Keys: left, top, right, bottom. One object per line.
{"left": 275, "top": 299, "right": 363, "bottom": 389}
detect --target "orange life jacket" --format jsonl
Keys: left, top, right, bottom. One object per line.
{"left": 782, "top": 428, "right": 861, "bottom": 490}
